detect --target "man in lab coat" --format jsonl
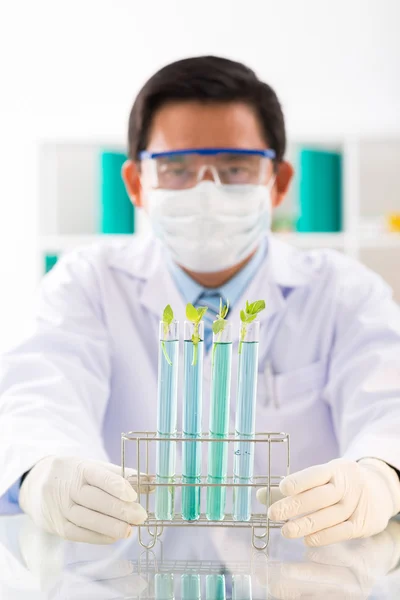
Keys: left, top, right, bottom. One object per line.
{"left": 1, "top": 56, "right": 400, "bottom": 547}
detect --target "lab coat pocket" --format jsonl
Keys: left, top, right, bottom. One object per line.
{"left": 258, "top": 360, "right": 326, "bottom": 409}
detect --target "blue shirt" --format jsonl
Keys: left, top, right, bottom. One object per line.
{"left": 168, "top": 238, "right": 267, "bottom": 314}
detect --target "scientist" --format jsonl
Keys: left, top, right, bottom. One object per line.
{"left": 0, "top": 56, "right": 400, "bottom": 547}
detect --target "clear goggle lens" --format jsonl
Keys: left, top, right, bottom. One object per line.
{"left": 139, "top": 148, "right": 276, "bottom": 190}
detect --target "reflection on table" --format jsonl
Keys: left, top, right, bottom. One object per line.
{"left": 0, "top": 515, "right": 400, "bottom": 598}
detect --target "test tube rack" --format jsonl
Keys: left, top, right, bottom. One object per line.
{"left": 121, "top": 431, "right": 290, "bottom": 551}
{"left": 130, "top": 553, "right": 271, "bottom": 600}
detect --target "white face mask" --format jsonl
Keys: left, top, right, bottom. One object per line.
{"left": 146, "top": 181, "right": 272, "bottom": 273}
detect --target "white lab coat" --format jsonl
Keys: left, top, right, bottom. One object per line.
{"left": 0, "top": 234, "right": 400, "bottom": 515}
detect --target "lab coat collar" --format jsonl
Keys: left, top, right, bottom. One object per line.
{"left": 108, "top": 233, "right": 315, "bottom": 337}
{"left": 267, "top": 235, "right": 320, "bottom": 288}
{"left": 108, "top": 234, "right": 187, "bottom": 324}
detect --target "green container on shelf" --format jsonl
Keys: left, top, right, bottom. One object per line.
{"left": 297, "top": 148, "right": 342, "bottom": 233}
{"left": 44, "top": 254, "right": 58, "bottom": 273}
{"left": 100, "top": 151, "right": 134, "bottom": 234}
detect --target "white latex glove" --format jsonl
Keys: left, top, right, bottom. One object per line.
{"left": 258, "top": 520, "right": 400, "bottom": 599}
{"left": 256, "top": 458, "right": 400, "bottom": 547}
{"left": 0, "top": 515, "right": 150, "bottom": 597}
{"left": 20, "top": 456, "right": 150, "bottom": 544}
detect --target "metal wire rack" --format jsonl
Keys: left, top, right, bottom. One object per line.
{"left": 137, "top": 557, "right": 267, "bottom": 575}
{"left": 121, "top": 431, "right": 290, "bottom": 551}
{"left": 128, "top": 553, "right": 274, "bottom": 599}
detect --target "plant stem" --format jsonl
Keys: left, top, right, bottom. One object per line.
{"left": 161, "top": 340, "right": 172, "bottom": 366}
{"left": 239, "top": 323, "right": 247, "bottom": 354}
{"left": 192, "top": 341, "right": 198, "bottom": 367}
{"left": 191, "top": 322, "right": 200, "bottom": 367}
{"left": 212, "top": 342, "right": 217, "bottom": 368}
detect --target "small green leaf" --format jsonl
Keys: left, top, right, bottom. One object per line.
{"left": 186, "top": 303, "right": 198, "bottom": 323}
{"left": 246, "top": 313, "right": 258, "bottom": 324}
{"left": 163, "top": 304, "right": 174, "bottom": 325}
{"left": 237, "top": 299, "right": 265, "bottom": 355}
{"left": 247, "top": 300, "right": 266, "bottom": 315}
{"left": 196, "top": 306, "right": 208, "bottom": 321}
{"left": 220, "top": 298, "right": 230, "bottom": 319}
{"left": 212, "top": 319, "right": 226, "bottom": 335}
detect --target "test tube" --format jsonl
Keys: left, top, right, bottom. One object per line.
{"left": 233, "top": 321, "right": 260, "bottom": 521}
{"left": 206, "top": 574, "right": 226, "bottom": 600}
{"left": 232, "top": 574, "right": 252, "bottom": 600}
{"left": 206, "top": 323, "right": 232, "bottom": 521}
{"left": 182, "top": 321, "right": 204, "bottom": 521}
{"left": 155, "top": 320, "right": 179, "bottom": 521}
{"left": 155, "top": 574, "right": 175, "bottom": 600}
{"left": 181, "top": 574, "right": 201, "bottom": 600}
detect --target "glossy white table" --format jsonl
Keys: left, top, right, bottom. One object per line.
{"left": 1, "top": 514, "right": 400, "bottom": 598}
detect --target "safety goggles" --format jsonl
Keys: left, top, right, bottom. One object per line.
{"left": 139, "top": 147, "right": 276, "bottom": 190}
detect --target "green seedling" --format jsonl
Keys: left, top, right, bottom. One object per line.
{"left": 186, "top": 304, "right": 208, "bottom": 366}
{"left": 161, "top": 304, "right": 174, "bottom": 366}
{"left": 239, "top": 299, "right": 266, "bottom": 353}
{"left": 211, "top": 298, "right": 230, "bottom": 366}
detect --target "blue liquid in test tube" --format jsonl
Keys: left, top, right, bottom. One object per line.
{"left": 155, "top": 573, "right": 175, "bottom": 600}
{"left": 181, "top": 574, "right": 201, "bottom": 600}
{"left": 182, "top": 321, "right": 204, "bottom": 521}
{"left": 206, "top": 323, "right": 232, "bottom": 521}
{"left": 233, "top": 321, "right": 260, "bottom": 521}
{"left": 155, "top": 320, "right": 179, "bottom": 521}
{"left": 232, "top": 574, "right": 252, "bottom": 600}
{"left": 206, "top": 574, "right": 226, "bottom": 600}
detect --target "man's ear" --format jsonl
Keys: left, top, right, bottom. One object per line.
{"left": 271, "top": 161, "right": 294, "bottom": 208}
{"left": 121, "top": 160, "right": 144, "bottom": 208}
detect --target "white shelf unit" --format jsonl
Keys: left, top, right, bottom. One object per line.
{"left": 37, "top": 135, "right": 400, "bottom": 300}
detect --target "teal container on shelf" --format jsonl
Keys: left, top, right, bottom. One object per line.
{"left": 44, "top": 254, "right": 58, "bottom": 273}
{"left": 297, "top": 148, "right": 342, "bottom": 233}
{"left": 100, "top": 151, "right": 134, "bottom": 234}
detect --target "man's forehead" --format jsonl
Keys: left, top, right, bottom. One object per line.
{"left": 146, "top": 101, "right": 268, "bottom": 152}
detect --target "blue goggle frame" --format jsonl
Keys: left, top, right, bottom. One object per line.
{"left": 139, "top": 147, "right": 277, "bottom": 160}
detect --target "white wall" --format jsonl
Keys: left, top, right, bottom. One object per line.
{"left": 1, "top": 0, "right": 400, "bottom": 350}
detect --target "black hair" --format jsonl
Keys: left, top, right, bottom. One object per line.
{"left": 128, "top": 55, "right": 286, "bottom": 163}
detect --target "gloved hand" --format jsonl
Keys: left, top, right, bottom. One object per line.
{"left": 20, "top": 456, "right": 150, "bottom": 544}
{"left": 0, "top": 515, "right": 149, "bottom": 597}
{"left": 256, "top": 520, "right": 400, "bottom": 599}
{"left": 257, "top": 458, "right": 400, "bottom": 547}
